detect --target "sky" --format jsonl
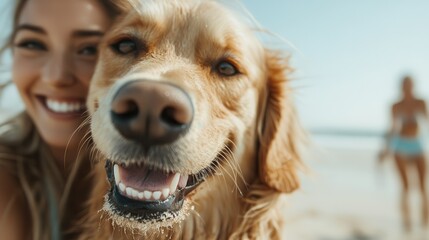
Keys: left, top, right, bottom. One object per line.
{"left": 1, "top": 0, "right": 429, "bottom": 133}
{"left": 242, "top": 0, "right": 429, "bottom": 132}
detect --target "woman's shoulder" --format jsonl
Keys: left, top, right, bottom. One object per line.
{"left": 392, "top": 102, "right": 402, "bottom": 114}
{"left": 415, "top": 98, "right": 426, "bottom": 106}
{"left": 392, "top": 99, "right": 426, "bottom": 111}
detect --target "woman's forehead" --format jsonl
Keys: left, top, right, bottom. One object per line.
{"left": 17, "top": 0, "right": 112, "bottom": 33}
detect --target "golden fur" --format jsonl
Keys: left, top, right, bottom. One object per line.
{"left": 79, "top": 0, "right": 302, "bottom": 239}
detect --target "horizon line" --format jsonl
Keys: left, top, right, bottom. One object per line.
{"left": 309, "top": 128, "right": 384, "bottom": 137}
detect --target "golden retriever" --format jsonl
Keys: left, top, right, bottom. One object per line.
{"left": 80, "top": 0, "right": 302, "bottom": 239}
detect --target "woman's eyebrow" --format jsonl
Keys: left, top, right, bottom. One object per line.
{"left": 14, "top": 24, "right": 104, "bottom": 38}
{"left": 15, "top": 24, "right": 46, "bottom": 34}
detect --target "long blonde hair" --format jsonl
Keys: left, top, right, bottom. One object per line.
{"left": 0, "top": 0, "right": 119, "bottom": 239}
{"left": 0, "top": 113, "right": 64, "bottom": 240}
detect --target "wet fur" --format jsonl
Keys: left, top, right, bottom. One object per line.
{"left": 79, "top": 0, "right": 302, "bottom": 239}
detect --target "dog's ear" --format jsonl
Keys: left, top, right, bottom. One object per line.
{"left": 257, "top": 50, "right": 301, "bottom": 193}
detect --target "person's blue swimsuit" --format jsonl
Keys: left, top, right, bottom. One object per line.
{"left": 390, "top": 136, "right": 424, "bottom": 156}
{"left": 390, "top": 112, "right": 424, "bottom": 157}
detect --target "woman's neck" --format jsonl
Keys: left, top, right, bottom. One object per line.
{"left": 402, "top": 92, "right": 415, "bottom": 102}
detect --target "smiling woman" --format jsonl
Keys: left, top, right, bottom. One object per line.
{"left": 12, "top": 0, "right": 109, "bottom": 160}
{"left": 0, "top": 0, "right": 119, "bottom": 239}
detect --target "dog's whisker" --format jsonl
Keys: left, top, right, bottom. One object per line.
{"left": 63, "top": 115, "right": 90, "bottom": 168}
{"left": 76, "top": 130, "right": 92, "bottom": 160}
{"left": 88, "top": 140, "right": 101, "bottom": 164}
{"left": 209, "top": 138, "right": 246, "bottom": 195}
{"left": 224, "top": 138, "right": 247, "bottom": 188}
{"left": 58, "top": 116, "right": 93, "bottom": 211}
{"left": 203, "top": 167, "right": 219, "bottom": 192}
{"left": 79, "top": 130, "right": 92, "bottom": 149}
{"left": 64, "top": 117, "right": 91, "bottom": 161}
{"left": 211, "top": 161, "right": 230, "bottom": 194}
{"left": 221, "top": 146, "right": 238, "bottom": 180}
{"left": 80, "top": 133, "right": 98, "bottom": 165}
{"left": 215, "top": 150, "right": 244, "bottom": 196}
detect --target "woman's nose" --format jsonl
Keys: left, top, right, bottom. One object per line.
{"left": 41, "top": 53, "right": 75, "bottom": 87}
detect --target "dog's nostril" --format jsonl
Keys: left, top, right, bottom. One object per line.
{"left": 112, "top": 100, "right": 139, "bottom": 119}
{"left": 161, "top": 107, "right": 185, "bottom": 127}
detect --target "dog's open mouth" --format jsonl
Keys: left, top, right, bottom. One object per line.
{"left": 105, "top": 161, "right": 203, "bottom": 221}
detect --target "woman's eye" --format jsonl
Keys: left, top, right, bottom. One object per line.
{"left": 111, "top": 39, "right": 137, "bottom": 55}
{"left": 15, "top": 40, "right": 46, "bottom": 51}
{"left": 79, "top": 45, "right": 98, "bottom": 56}
{"left": 216, "top": 61, "right": 239, "bottom": 76}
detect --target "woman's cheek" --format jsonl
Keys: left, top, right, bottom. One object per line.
{"left": 75, "top": 59, "right": 97, "bottom": 85}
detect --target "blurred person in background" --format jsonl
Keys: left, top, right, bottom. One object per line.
{"left": 379, "top": 76, "right": 429, "bottom": 232}
{"left": 0, "top": 0, "right": 118, "bottom": 239}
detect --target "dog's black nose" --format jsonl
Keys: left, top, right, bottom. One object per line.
{"left": 110, "top": 80, "right": 193, "bottom": 147}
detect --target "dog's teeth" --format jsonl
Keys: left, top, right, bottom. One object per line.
{"left": 119, "top": 183, "right": 126, "bottom": 192}
{"left": 114, "top": 167, "right": 180, "bottom": 201}
{"left": 153, "top": 191, "right": 161, "bottom": 200}
{"left": 162, "top": 188, "right": 170, "bottom": 199}
{"left": 114, "top": 164, "right": 120, "bottom": 185}
{"left": 132, "top": 189, "right": 139, "bottom": 199}
{"left": 126, "top": 187, "right": 133, "bottom": 196}
{"left": 138, "top": 192, "right": 144, "bottom": 200}
{"left": 179, "top": 175, "right": 189, "bottom": 189}
{"left": 143, "top": 191, "right": 152, "bottom": 200}
{"left": 170, "top": 173, "right": 180, "bottom": 193}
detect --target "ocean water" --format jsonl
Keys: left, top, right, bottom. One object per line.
{"left": 311, "top": 132, "right": 429, "bottom": 153}
{"left": 311, "top": 133, "right": 384, "bottom": 151}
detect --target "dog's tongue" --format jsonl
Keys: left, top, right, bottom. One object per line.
{"left": 118, "top": 165, "right": 176, "bottom": 192}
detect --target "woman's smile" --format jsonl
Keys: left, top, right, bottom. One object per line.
{"left": 36, "top": 95, "right": 86, "bottom": 118}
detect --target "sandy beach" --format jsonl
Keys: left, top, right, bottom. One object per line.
{"left": 283, "top": 135, "right": 429, "bottom": 240}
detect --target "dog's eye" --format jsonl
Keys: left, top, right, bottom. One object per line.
{"left": 216, "top": 61, "right": 239, "bottom": 76}
{"left": 111, "top": 39, "right": 137, "bottom": 55}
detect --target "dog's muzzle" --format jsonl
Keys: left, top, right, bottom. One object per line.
{"left": 105, "top": 80, "right": 202, "bottom": 221}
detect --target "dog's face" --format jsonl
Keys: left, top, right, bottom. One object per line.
{"left": 87, "top": 0, "right": 300, "bottom": 231}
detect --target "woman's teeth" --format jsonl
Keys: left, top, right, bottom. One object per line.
{"left": 46, "top": 98, "right": 86, "bottom": 113}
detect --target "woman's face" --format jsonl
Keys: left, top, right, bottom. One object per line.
{"left": 12, "top": 0, "right": 112, "bottom": 156}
